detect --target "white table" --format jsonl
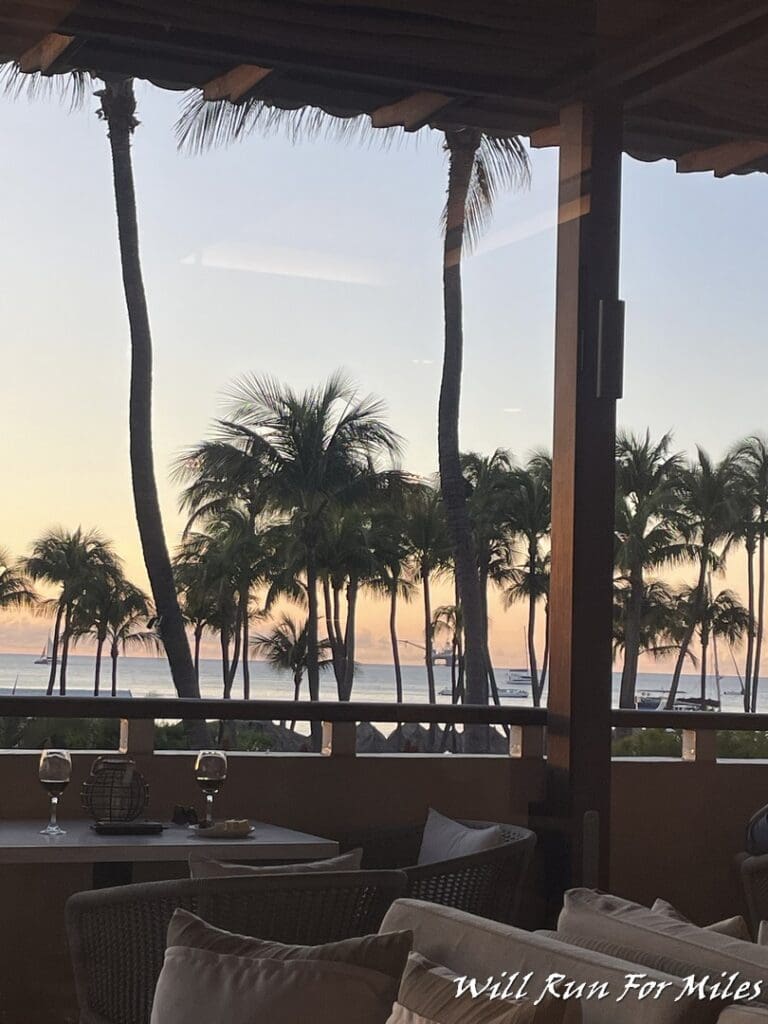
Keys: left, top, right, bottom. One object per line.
{"left": 0, "top": 820, "right": 339, "bottom": 886}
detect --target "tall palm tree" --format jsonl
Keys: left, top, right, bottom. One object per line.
{"left": 104, "top": 586, "right": 158, "bottom": 696}
{"left": 221, "top": 372, "right": 401, "bottom": 714}
{"left": 3, "top": 67, "right": 198, "bottom": 697}
{"left": 674, "top": 584, "right": 750, "bottom": 704}
{"left": 23, "top": 528, "right": 118, "bottom": 695}
{"left": 402, "top": 485, "right": 451, "bottom": 703}
{"left": 439, "top": 131, "right": 529, "bottom": 717}
{"left": 614, "top": 431, "right": 685, "bottom": 708}
{"left": 733, "top": 436, "right": 768, "bottom": 711}
{"left": 0, "top": 549, "right": 36, "bottom": 614}
{"left": 666, "top": 450, "right": 738, "bottom": 708}
{"left": 96, "top": 78, "right": 198, "bottom": 698}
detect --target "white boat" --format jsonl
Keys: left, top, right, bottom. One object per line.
{"left": 34, "top": 635, "right": 54, "bottom": 665}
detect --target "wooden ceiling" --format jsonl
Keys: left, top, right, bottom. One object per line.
{"left": 2, "top": 0, "right": 768, "bottom": 174}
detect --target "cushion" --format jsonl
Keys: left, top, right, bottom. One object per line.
{"left": 759, "top": 922, "right": 768, "bottom": 946}
{"left": 417, "top": 809, "right": 502, "bottom": 866}
{"left": 382, "top": 898, "right": 722, "bottom": 1024}
{"left": 167, "top": 907, "right": 411, "bottom": 981}
{"left": 652, "top": 898, "right": 752, "bottom": 941}
{"left": 150, "top": 946, "right": 400, "bottom": 1024}
{"left": 386, "top": 951, "right": 579, "bottom": 1023}
{"left": 559, "top": 889, "right": 768, "bottom": 1003}
{"left": 151, "top": 910, "right": 413, "bottom": 1024}
{"left": 188, "top": 846, "right": 362, "bottom": 878}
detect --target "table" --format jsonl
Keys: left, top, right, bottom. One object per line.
{"left": 0, "top": 820, "right": 339, "bottom": 886}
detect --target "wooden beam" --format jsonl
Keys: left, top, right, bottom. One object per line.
{"left": 530, "top": 123, "right": 559, "bottom": 149}
{"left": 203, "top": 64, "right": 272, "bottom": 102}
{"left": 676, "top": 138, "right": 768, "bottom": 175}
{"left": 552, "top": 0, "right": 768, "bottom": 104}
{"left": 370, "top": 90, "right": 452, "bottom": 130}
{"left": 18, "top": 31, "right": 74, "bottom": 73}
{"left": 547, "top": 101, "right": 623, "bottom": 891}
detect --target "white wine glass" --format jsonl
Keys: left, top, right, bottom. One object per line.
{"left": 194, "top": 751, "right": 227, "bottom": 828}
{"left": 39, "top": 749, "right": 72, "bottom": 836}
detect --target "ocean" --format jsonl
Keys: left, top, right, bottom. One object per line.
{"left": 0, "top": 652, "right": 758, "bottom": 711}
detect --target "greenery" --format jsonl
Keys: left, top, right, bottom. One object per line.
{"left": 1, "top": 424, "right": 766, "bottom": 718}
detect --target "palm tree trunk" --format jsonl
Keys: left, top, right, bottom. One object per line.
{"left": 99, "top": 78, "right": 198, "bottom": 700}
{"left": 700, "top": 630, "right": 709, "bottom": 704}
{"left": 422, "top": 561, "right": 436, "bottom": 703}
{"left": 528, "top": 593, "right": 541, "bottom": 707}
{"left": 752, "top": 530, "right": 765, "bottom": 713}
{"left": 540, "top": 600, "right": 551, "bottom": 694}
{"left": 306, "top": 554, "right": 321, "bottom": 750}
{"left": 389, "top": 584, "right": 403, "bottom": 703}
{"left": 667, "top": 553, "right": 709, "bottom": 708}
{"left": 619, "top": 573, "right": 643, "bottom": 709}
{"left": 47, "top": 602, "right": 64, "bottom": 696}
{"left": 226, "top": 604, "right": 243, "bottom": 697}
{"left": 241, "top": 589, "right": 250, "bottom": 700}
{"left": 193, "top": 623, "right": 203, "bottom": 686}
{"left": 111, "top": 643, "right": 119, "bottom": 697}
{"left": 479, "top": 562, "right": 500, "bottom": 706}
{"left": 94, "top": 635, "right": 105, "bottom": 697}
{"left": 220, "top": 630, "right": 231, "bottom": 698}
{"left": 59, "top": 602, "right": 72, "bottom": 696}
{"left": 439, "top": 131, "right": 487, "bottom": 720}
{"left": 341, "top": 576, "right": 359, "bottom": 701}
{"left": 745, "top": 537, "right": 756, "bottom": 713}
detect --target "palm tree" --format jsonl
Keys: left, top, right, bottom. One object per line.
{"left": 95, "top": 78, "right": 199, "bottom": 698}
{"left": 674, "top": 584, "right": 750, "bottom": 704}
{"left": 0, "top": 549, "right": 36, "bottom": 614}
{"left": 402, "top": 485, "right": 451, "bottom": 703}
{"left": 221, "top": 372, "right": 401, "bottom": 714}
{"left": 104, "top": 585, "right": 157, "bottom": 696}
{"left": 23, "top": 528, "right": 119, "bottom": 695}
{"left": 504, "top": 454, "right": 552, "bottom": 704}
{"left": 174, "top": 435, "right": 269, "bottom": 696}
{"left": 733, "top": 436, "right": 768, "bottom": 711}
{"left": 439, "top": 131, "right": 529, "bottom": 717}
{"left": 369, "top": 505, "right": 414, "bottom": 702}
{"left": 3, "top": 67, "right": 198, "bottom": 697}
{"left": 74, "top": 576, "right": 153, "bottom": 695}
{"left": 665, "top": 450, "right": 738, "bottom": 708}
{"left": 462, "top": 449, "right": 515, "bottom": 704}
{"left": 614, "top": 431, "right": 685, "bottom": 708}
{"left": 251, "top": 614, "right": 331, "bottom": 724}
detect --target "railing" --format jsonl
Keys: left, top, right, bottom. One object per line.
{"left": 2, "top": 696, "right": 768, "bottom": 761}
{"left": 0, "top": 695, "right": 548, "bottom": 758}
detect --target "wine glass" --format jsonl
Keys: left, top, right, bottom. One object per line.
{"left": 39, "top": 749, "right": 72, "bottom": 836}
{"left": 194, "top": 751, "right": 227, "bottom": 828}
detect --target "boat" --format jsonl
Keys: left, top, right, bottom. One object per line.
{"left": 673, "top": 697, "right": 721, "bottom": 712}
{"left": 636, "top": 690, "right": 664, "bottom": 710}
{"left": 34, "top": 636, "right": 54, "bottom": 665}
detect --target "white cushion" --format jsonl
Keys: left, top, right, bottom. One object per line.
{"left": 652, "top": 898, "right": 752, "bottom": 942}
{"left": 417, "top": 809, "right": 502, "bottom": 866}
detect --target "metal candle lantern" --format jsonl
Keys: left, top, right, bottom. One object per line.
{"left": 81, "top": 756, "right": 148, "bottom": 822}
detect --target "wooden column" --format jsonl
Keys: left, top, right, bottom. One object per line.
{"left": 547, "top": 101, "right": 624, "bottom": 891}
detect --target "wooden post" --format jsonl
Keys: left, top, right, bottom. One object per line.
{"left": 547, "top": 100, "right": 624, "bottom": 891}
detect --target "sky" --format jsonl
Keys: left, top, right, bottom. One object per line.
{"left": 1, "top": 81, "right": 767, "bottom": 670}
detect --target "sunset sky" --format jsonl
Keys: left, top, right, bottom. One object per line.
{"left": 1, "top": 81, "right": 767, "bottom": 670}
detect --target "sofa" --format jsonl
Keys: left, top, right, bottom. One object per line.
{"left": 381, "top": 898, "right": 768, "bottom": 1024}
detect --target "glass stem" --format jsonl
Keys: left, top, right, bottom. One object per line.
{"left": 49, "top": 795, "right": 58, "bottom": 830}
{"left": 206, "top": 793, "right": 213, "bottom": 827}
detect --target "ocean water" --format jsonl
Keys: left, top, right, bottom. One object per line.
{"left": 0, "top": 652, "right": 759, "bottom": 712}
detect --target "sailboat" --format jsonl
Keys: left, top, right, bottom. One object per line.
{"left": 34, "top": 636, "right": 54, "bottom": 665}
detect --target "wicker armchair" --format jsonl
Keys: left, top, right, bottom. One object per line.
{"left": 738, "top": 851, "right": 768, "bottom": 937}
{"left": 66, "top": 869, "right": 407, "bottom": 1024}
{"left": 338, "top": 819, "right": 536, "bottom": 925}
